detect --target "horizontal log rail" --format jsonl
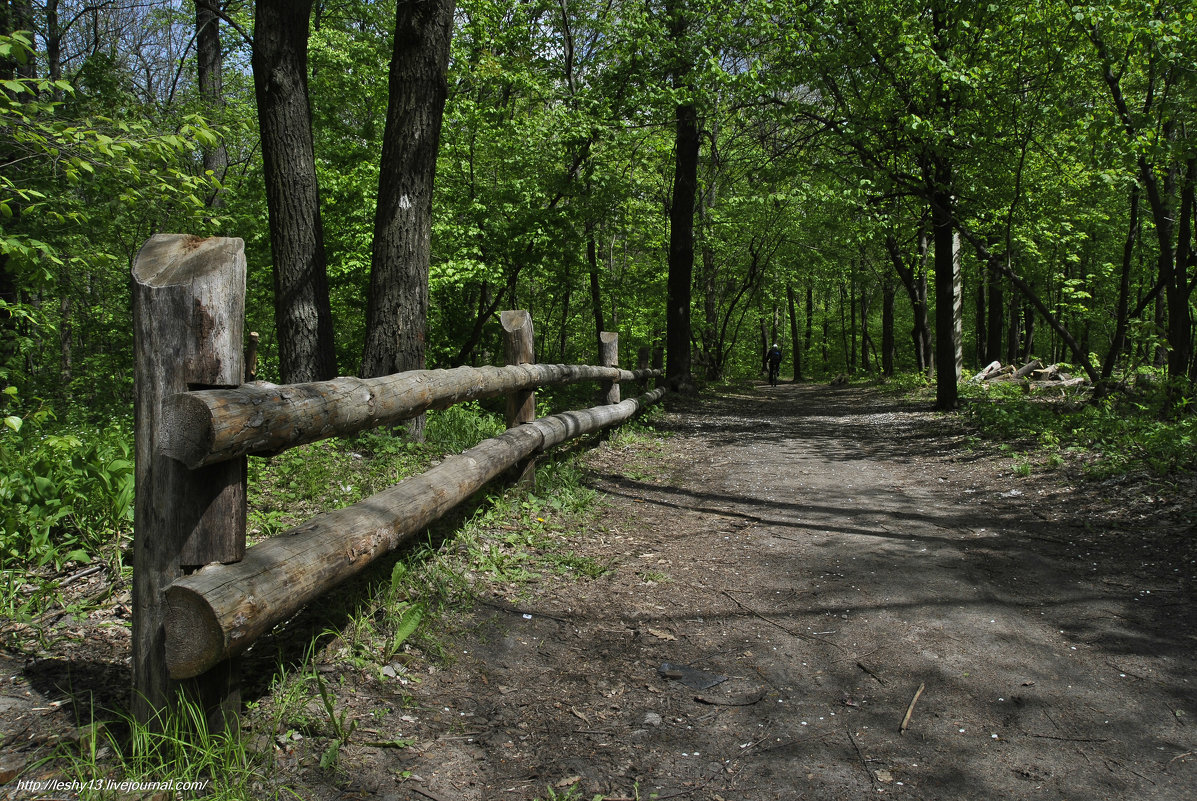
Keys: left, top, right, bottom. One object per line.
{"left": 165, "top": 388, "right": 666, "bottom": 679}
{"left": 131, "top": 234, "right": 668, "bottom": 729}
{"left": 161, "top": 364, "right": 661, "bottom": 469}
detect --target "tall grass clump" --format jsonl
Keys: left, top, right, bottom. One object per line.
{"left": 52, "top": 694, "right": 279, "bottom": 801}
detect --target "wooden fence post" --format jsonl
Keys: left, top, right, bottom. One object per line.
{"left": 501, "top": 310, "right": 536, "bottom": 486}
{"left": 637, "top": 346, "right": 650, "bottom": 393}
{"left": 599, "top": 331, "right": 620, "bottom": 404}
{"left": 652, "top": 344, "right": 664, "bottom": 389}
{"left": 132, "top": 234, "right": 246, "bottom": 729}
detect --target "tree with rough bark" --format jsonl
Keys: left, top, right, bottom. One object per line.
{"left": 195, "top": 0, "right": 227, "bottom": 209}
{"left": 359, "top": 0, "right": 456, "bottom": 439}
{"left": 253, "top": 0, "right": 337, "bottom": 383}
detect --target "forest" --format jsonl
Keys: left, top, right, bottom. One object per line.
{"left": 2, "top": 0, "right": 1195, "bottom": 570}
{"left": 0, "top": 0, "right": 1194, "bottom": 794}
{"left": 0, "top": 0, "right": 1192, "bottom": 537}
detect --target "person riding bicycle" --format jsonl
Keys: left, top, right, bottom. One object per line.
{"left": 766, "top": 343, "right": 782, "bottom": 386}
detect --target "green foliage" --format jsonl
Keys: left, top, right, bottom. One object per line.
{"left": 313, "top": 673, "right": 356, "bottom": 771}
{"left": 0, "top": 407, "right": 133, "bottom": 570}
{"left": 960, "top": 377, "right": 1197, "bottom": 476}
{"left": 425, "top": 402, "right": 506, "bottom": 454}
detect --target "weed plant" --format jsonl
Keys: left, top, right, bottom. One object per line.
{"left": 0, "top": 414, "right": 134, "bottom": 572}
{"left": 958, "top": 372, "right": 1197, "bottom": 476}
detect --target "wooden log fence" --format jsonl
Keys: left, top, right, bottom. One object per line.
{"left": 132, "top": 234, "right": 665, "bottom": 724}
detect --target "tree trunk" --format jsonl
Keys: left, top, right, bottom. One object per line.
{"left": 58, "top": 265, "right": 71, "bottom": 400}
{"left": 1166, "top": 158, "right": 1194, "bottom": 382}
{"left": 11, "top": 0, "right": 33, "bottom": 79}
{"left": 45, "top": 0, "right": 63, "bottom": 100}
{"left": 557, "top": 279, "right": 570, "bottom": 362}
{"left": 838, "top": 282, "right": 849, "bottom": 372}
{"left": 253, "top": 0, "right": 337, "bottom": 383}
{"left": 975, "top": 268, "right": 986, "bottom": 368}
{"left": 849, "top": 269, "right": 858, "bottom": 372}
{"left": 196, "top": 0, "right": 228, "bottom": 208}
{"left": 759, "top": 317, "right": 769, "bottom": 374}
{"left": 860, "top": 278, "right": 872, "bottom": 373}
{"left": 0, "top": 1, "right": 14, "bottom": 359}
{"left": 360, "top": 0, "right": 455, "bottom": 440}
{"left": 1101, "top": 186, "right": 1140, "bottom": 381}
{"left": 885, "top": 230, "right": 932, "bottom": 376}
{"left": 985, "top": 257, "right": 1004, "bottom": 364}
{"left": 881, "top": 271, "right": 895, "bottom": 377}
{"left": 821, "top": 284, "right": 830, "bottom": 369}
{"left": 666, "top": 99, "right": 698, "bottom": 392}
{"left": 1022, "top": 303, "right": 1035, "bottom": 361}
{"left": 932, "top": 182, "right": 961, "bottom": 410}
{"left": 587, "top": 227, "right": 605, "bottom": 359}
{"left": 665, "top": 0, "right": 696, "bottom": 392}
{"left": 804, "top": 283, "right": 813, "bottom": 352}
{"left": 1006, "top": 293, "right": 1020, "bottom": 365}
{"left": 787, "top": 283, "right": 802, "bottom": 381}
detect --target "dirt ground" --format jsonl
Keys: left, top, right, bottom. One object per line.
{"left": 3, "top": 382, "right": 1195, "bottom": 800}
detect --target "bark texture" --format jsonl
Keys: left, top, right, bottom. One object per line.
{"left": 253, "top": 0, "right": 337, "bottom": 383}
{"left": 196, "top": 0, "right": 228, "bottom": 207}
{"left": 131, "top": 235, "right": 246, "bottom": 724}
{"left": 664, "top": 0, "right": 696, "bottom": 392}
{"left": 360, "top": 0, "right": 455, "bottom": 383}
{"left": 932, "top": 181, "right": 961, "bottom": 410}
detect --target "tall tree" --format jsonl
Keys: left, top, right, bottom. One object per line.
{"left": 195, "top": 0, "right": 227, "bottom": 208}
{"left": 360, "top": 0, "right": 456, "bottom": 406}
{"left": 664, "top": 0, "right": 697, "bottom": 391}
{"left": 253, "top": 0, "right": 337, "bottom": 383}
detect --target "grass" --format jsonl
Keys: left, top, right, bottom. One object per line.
{"left": 48, "top": 692, "right": 282, "bottom": 800}
{"left": 5, "top": 391, "right": 670, "bottom": 798}
{"left": 958, "top": 370, "right": 1197, "bottom": 477}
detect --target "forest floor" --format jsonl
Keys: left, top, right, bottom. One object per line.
{"left": 2, "top": 382, "right": 1196, "bottom": 800}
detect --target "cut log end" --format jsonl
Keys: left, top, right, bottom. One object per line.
{"left": 133, "top": 234, "right": 246, "bottom": 288}
{"left": 165, "top": 584, "right": 228, "bottom": 680}
{"left": 160, "top": 392, "right": 218, "bottom": 469}
{"left": 500, "top": 310, "right": 532, "bottom": 335}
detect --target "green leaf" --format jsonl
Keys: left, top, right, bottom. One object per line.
{"left": 390, "top": 603, "right": 424, "bottom": 651}
{"left": 3, "top": 416, "right": 21, "bottom": 433}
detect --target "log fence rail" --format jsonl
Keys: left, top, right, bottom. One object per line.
{"left": 132, "top": 235, "right": 665, "bottom": 726}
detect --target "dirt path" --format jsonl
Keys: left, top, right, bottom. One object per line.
{"left": 369, "top": 383, "right": 1195, "bottom": 801}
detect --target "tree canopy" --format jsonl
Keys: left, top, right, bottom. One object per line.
{"left": 1, "top": 0, "right": 1194, "bottom": 421}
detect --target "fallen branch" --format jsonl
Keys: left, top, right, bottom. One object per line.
{"left": 58, "top": 564, "right": 106, "bottom": 588}
{"left": 899, "top": 682, "right": 925, "bottom": 735}
{"left": 856, "top": 661, "right": 886, "bottom": 686}
{"left": 847, "top": 727, "right": 879, "bottom": 791}
{"left": 694, "top": 689, "right": 766, "bottom": 707}
{"left": 720, "top": 590, "right": 847, "bottom": 652}
{"left": 1029, "top": 734, "right": 1110, "bottom": 743}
